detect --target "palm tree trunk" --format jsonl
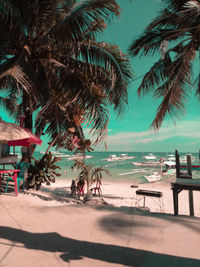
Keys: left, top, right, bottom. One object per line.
{"left": 22, "top": 95, "right": 33, "bottom": 160}
{"left": 24, "top": 108, "right": 33, "bottom": 130}
{"left": 30, "top": 119, "right": 47, "bottom": 156}
{"left": 45, "top": 133, "right": 60, "bottom": 154}
{"left": 86, "top": 179, "right": 90, "bottom": 193}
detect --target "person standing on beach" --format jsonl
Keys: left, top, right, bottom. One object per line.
{"left": 21, "top": 146, "right": 32, "bottom": 160}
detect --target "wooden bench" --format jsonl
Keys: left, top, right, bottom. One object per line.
{"left": 135, "top": 189, "right": 164, "bottom": 211}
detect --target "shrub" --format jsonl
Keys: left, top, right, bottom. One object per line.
{"left": 26, "top": 152, "right": 61, "bottom": 190}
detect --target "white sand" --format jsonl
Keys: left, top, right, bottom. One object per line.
{"left": 1, "top": 176, "right": 200, "bottom": 267}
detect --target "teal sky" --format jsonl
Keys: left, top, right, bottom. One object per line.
{"left": 1, "top": 0, "right": 200, "bottom": 153}
{"left": 93, "top": 0, "right": 200, "bottom": 153}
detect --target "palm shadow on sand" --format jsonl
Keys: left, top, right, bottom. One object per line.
{"left": 0, "top": 226, "right": 200, "bottom": 267}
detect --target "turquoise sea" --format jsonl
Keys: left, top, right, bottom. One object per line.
{"left": 32, "top": 151, "right": 200, "bottom": 184}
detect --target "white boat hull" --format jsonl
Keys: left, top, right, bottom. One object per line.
{"left": 132, "top": 161, "right": 163, "bottom": 167}
{"left": 144, "top": 173, "right": 162, "bottom": 182}
{"left": 67, "top": 155, "right": 93, "bottom": 161}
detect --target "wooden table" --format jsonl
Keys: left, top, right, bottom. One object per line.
{"left": 171, "top": 180, "right": 200, "bottom": 216}
{"left": 135, "top": 189, "right": 164, "bottom": 211}
{"left": 0, "top": 169, "right": 20, "bottom": 196}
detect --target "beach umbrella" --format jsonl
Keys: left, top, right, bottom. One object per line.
{"left": 0, "top": 121, "right": 42, "bottom": 146}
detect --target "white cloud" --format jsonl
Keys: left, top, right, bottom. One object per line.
{"left": 135, "top": 138, "right": 153, "bottom": 144}
{"left": 92, "top": 118, "right": 200, "bottom": 152}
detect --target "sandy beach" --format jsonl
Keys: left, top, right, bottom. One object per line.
{"left": 1, "top": 176, "right": 200, "bottom": 267}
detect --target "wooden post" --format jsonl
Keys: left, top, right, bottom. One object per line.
{"left": 175, "top": 150, "right": 180, "bottom": 178}
{"left": 172, "top": 187, "right": 178, "bottom": 215}
{"left": 187, "top": 154, "right": 194, "bottom": 215}
{"left": 189, "top": 190, "right": 194, "bottom": 216}
{"left": 187, "top": 154, "right": 192, "bottom": 177}
{"left": 143, "top": 196, "right": 146, "bottom": 207}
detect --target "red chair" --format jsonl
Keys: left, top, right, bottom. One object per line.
{"left": 90, "top": 180, "right": 102, "bottom": 196}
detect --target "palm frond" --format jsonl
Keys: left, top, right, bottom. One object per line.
{"left": 0, "top": 49, "right": 41, "bottom": 102}
{"left": 184, "top": 0, "right": 200, "bottom": 11}
{"left": 129, "top": 26, "right": 189, "bottom": 57}
{"left": 0, "top": 95, "right": 18, "bottom": 115}
{"left": 194, "top": 72, "right": 200, "bottom": 98}
{"left": 48, "top": 0, "right": 120, "bottom": 42}
{"left": 0, "top": 1, "right": 26, "bottom": 54}
{"left": 151, "top": 43, "right": 194, "bottom": 129}
{"left": 147, "top": 8, "right": 180, "bottom": 30}
{"left": 137, "top": 54, "right": 172, "bottom": 96}
{"left": 34, "top": 62, "right": 110, "bottom": 144}
{"left": 79, "top": 19, "right": 107, "bottom": 41}
{"left": 49, "top": 57, "right": 112, "bottom": 90}
{"left": 129, "top": 29, "right": 167, "bottom": 57}
{"left": 79, "top": 42, "right": 133, "bottom": 115}
{"left": 34, "top": 0, "right": 62, "bottom": 34}
{"left": 164, "top": 0, "right": 189, "bottom": 11}
{"left": 60, "top": 68, "right": 110, "bottom": 139}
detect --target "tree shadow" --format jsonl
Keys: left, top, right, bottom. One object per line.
{"left": 95, "top": 204, "right": 200, "bottom": 236}
{"left": 23, "top": 186, "right": 84, "bottom": 204}
{"left": 0, "top": 226, "right": 200, "bottom": 267}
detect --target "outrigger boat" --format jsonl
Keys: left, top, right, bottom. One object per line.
{"left": 67, "top": 153, "right": 93, "bottom": 161}
{"left": 120, "top": 154, "right": 135, "bottom": 160}
{"left": 143, "top": 153, "right": 156, "bottom": 160}
{"left": 144, "top": 172, "right": 162, "bottom": 182}
{"left": 132, "top": 161, "right": 164, "bottom": 167}
{"left": 104, "top": 153, "right": 134, "bottom": 162}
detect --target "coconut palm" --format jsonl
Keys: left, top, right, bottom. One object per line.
{"left": 75, "top": 160, "right": 110, "bottom": 192}
{"left": 129, "top": 0, "right": 200, "bottom": 129}
{"left": 0, "top": 0, "right": 133, "bottom": 148}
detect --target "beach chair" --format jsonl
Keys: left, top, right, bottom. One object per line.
{"left": 5, "top": 161, "right": 30, "bottom": 193}
{"left": 90, "top": 180, "right": 102, "bottom": 196}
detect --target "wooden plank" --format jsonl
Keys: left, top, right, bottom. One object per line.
{"left": 136, "top": 189, "right": 162, "bottom": 198}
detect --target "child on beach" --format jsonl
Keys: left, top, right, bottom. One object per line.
{"left": 70, "top": 179, "right": 85, "bottom": 198}
{"left": 16, "top": 156, "right": 31, "bottom": 189}
{"left": 70, "top": 180, "right": 77, "bottom": 196}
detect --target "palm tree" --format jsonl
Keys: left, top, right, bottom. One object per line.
{"left": 75, "top": 160, "right": 110, "bottom": 192}
{"left": 0, "top": 0, "right": 133, "bottom": 150}
{"left": 129, "top": 0, "right": 200, "bottom": 129}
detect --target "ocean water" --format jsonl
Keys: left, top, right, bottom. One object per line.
{"left": 32, "top": 151, "right": 200, "bottom": 184}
